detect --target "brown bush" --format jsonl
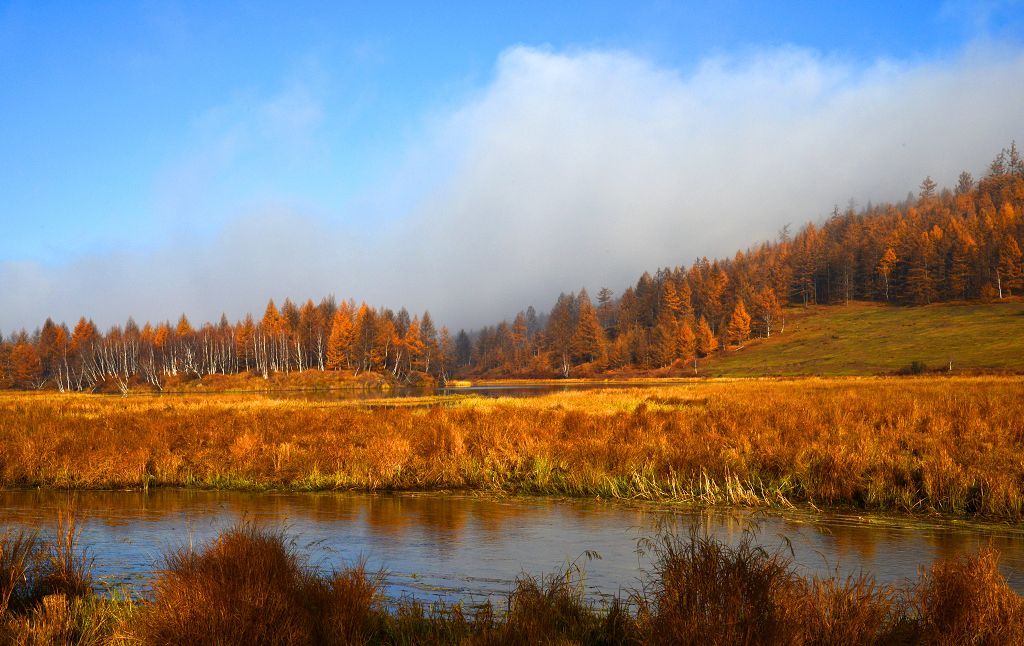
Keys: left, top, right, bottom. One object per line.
{"left": 913, "top": 547, "right": 1024, "bottom": 645}
{"left": 637, "top": 528, "right": 803, "bottom": 645}
{"left": 137, "top": 523, "right": 382, "bottom": 646}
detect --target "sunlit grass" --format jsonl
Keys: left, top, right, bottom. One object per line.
{"left": 707, "top": 300, "right": 1024, "bottom": 376}
{"left": 2, "top": 376, "right": 1024, "bottom": 520}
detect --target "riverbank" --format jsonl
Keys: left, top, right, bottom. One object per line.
{"left": 2, "top": 519, "right": 1021, "bottom": 644}
{"left": 2, "top": 377, "right": 1023, "bottom": 522}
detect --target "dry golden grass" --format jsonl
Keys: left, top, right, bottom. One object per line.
{"left": 2, "top": 376, "right": 1023, "bottom": 520}
{"left": 137, "top": 524, "right": 382, "bottom": 645}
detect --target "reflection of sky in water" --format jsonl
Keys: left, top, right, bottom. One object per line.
{"left": 1, "top": 490, "right": 1022, "bottom": 604}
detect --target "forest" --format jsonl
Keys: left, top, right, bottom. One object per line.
{"left": 1, "top": 144, "right": 1022, "bottom": 390}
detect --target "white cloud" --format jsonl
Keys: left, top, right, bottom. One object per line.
{"left": 2, "top": 43, "right": 1023, "bottom": 332}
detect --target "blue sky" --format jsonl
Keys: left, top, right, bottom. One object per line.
{"left": 2, "top": 1, "right": 1023, "bottom": 330}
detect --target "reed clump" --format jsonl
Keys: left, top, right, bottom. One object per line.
{"left": 137, "top": 524, "right": 383, "bottom": 645}
{"left": 913, "top": 547, "right": 1024, "bottom": 643}
{"left": 0, "top": 511, "right": 133, "bottom": 645}
{"left": 2, "top": 376, "right": 1024, "bottom": 520}
{"left": 635, "top": 528, "right": 918, "bottom": 645}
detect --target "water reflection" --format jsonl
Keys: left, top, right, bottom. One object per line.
{"left": 122, "top": 381, "right": 663, "bottom": 403}
{"left": 1, "top": 489, "right": 1021, "bottom": 603}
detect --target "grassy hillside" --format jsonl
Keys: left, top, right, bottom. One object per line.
{"left": 706, "top": 300, "right": 1024, "bottom": 376}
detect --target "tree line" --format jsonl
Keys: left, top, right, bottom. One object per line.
{"left": 1, "top": 144, "right": 1022, "bottom": 389}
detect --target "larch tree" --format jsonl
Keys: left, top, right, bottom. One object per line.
{"left": 546, "top": 292, "right": 577, "bottom": 377}
{"left": 373, "top": 315, "right": 399, "bottom": 375}
{"left": 402, "top": 317, "right": 426, "bottom": 376}
{"left": 919, "top": 175, "right": 938, "bottom": 201}
{"left": 419, "top": 312, "right": 438, "bottom": 373}
{"left": 326, "top": 304, "right": 354, "bottom": 371}
{"left": 5, "top": 142, "right": 1024, "bottom": 388}
{"left": 752, "top": 286, "right": 782, "bottom": 338}
{"left": 596, "top": 287, "right": 617, "bottom": 333}
{"left": 905, "top": 231, "right": 937, "bottom": 305}
{"left": 658, "top": 280, "right": 682, "bottom": 321}
{"left": 351, "top": 304, "right": 376, "bottom": 374}
{"left": 996, "top": 237, "right": 1023, "bottom": 298}
{"left": 235, "top": 315, "right": 256, "bottom": 371}
{"left": 570, "top": 289, "right": 606, "bottom": 365}
{"left": 649, "top": 313, "right": 677, "bottom": 368}
{"left": 0, "top": 336, "right": 11, "bottom": 389}
{"left": 695, "top": 316, "right": 719, "bottom": 357}
{"left": 11, "top": 340, "right": 42, "bottom": 389}
{"left": 298, "top": 300, "right": 324, "bottom": 371}
{"left": 676, "top": 320, "right": 696, "bottom": 363}
{"left": 437, "top": 327, "right": 455, "bottom": 382}
{"left": 876, "top": 247, "right": 897, "bottom": 301}
{"left": 726, "top": 300, "right": 752, "bottom": 347}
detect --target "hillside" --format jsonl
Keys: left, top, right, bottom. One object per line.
{"left": 704, "top": 300, "right": 1024, "bottom": 376}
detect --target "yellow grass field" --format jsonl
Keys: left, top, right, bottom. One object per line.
{"left": 2, "top": 376, "right": 1023, "bottom": 521}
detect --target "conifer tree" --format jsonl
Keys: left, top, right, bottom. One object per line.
{"left": 753, "top": 286, "right": 782, "bottom": 338}
{"left": 650, "top": 314, "right": 677, "bottom": 367}
{"left": 658, "top": 280, "right": 682, "bottom": 321}
{"left": 571, "top": 289, "right": 606, "bottom": 365}
{"left": 997, "top": 237, "right": 1023, "bottom": 298}
{"left": 11, "top": 341, "right": 42, "bottom": 389}
{"left": 695, "top": 316, "right": 719, "bottom": 357}
{"left": 326, "top": 304, "right": 354, "bottom": 371}
{"left": 546, "top": 292, "right": 577, "bottom": 376}
{"left": 676, "top": 321, "right": 696, "bottom": 362}
{"left": 726, "top": 300, "right": 752, "bottom": 347}
{"left": 402, "top": 317, "right": 426, "bottom": 375}
{"left": 876, "top": 247, "right": 897, "bottom": 301}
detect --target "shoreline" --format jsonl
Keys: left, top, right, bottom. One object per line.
{"left": 4, "top": 485, "right": 1024, "bottom": 531}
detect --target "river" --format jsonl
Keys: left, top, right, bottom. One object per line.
{"left": 1, "top": 489, "right": 1021, "bottom": 604}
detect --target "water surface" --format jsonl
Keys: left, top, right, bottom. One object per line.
{"left": 143, "top": 381, "right": 668, "bottom": 402}
{"left": 1, "top": 489, "right": 1020, "bottom": 604}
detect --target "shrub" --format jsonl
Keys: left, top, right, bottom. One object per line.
{"left": 137, "top": 523, "right": 382, "bottom": 645}
{"left": 913, "top": 547, "right": 1024, "bottom": 644}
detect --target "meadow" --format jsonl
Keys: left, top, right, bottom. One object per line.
{"left": 1, "top": 519, "right": 1021, "bottom": 645}
{"left": 1, "top": 376, "right": 1023, "bottom": 521}
{"left": 706, "top": 300, "right": 1024, "bottom": 376}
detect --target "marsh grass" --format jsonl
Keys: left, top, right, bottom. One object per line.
{"left": 0, "top": 511, "right": 131, "bottom": 645}
{"left": 0, "top": 529, "right": 39, "bottom": 616}
{"left": 138, "top": 524, "right": 384, "bottom": 645}
{"left": 913, "top": 547, "right": 1024, "bottom": 644}
{"left": 634, "top": 527, "right": 919, "bottom": 645}
{"left": 38, "top": 511, "right": 95, "bottom": 600}
{"left": 3, "top": 376, "right": 1024, "bottom": 520}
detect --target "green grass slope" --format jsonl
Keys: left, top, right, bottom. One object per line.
{"left": 705, "top": 300, "right": 1024, "bottom": 376}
